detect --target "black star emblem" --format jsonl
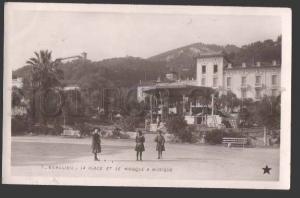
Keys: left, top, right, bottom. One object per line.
{"left": 262, "top": 165, "right": 271, "bottom": 174}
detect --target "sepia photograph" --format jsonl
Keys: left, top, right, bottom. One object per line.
{"left": 2, "top": 3, "right": 291, "bottom": 189}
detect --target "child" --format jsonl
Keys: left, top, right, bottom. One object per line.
{"left": 155, "top": 130, "right": 165, "bottom": 159}
{"left": 135, "top": 130, "right": 145, "bottom": 161}
{"left": 91, "top": 128, "right": 101, "bottom": 161}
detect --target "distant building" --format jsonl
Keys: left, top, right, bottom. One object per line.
{"left": 138, "top": 52, "right": 281, "bottom": 102}
{"left": 165, "top": 71, "right": 178, "bottom": 81}
{"left": 12, "top": 77, "right": 23, "bottom": 89}
{"left": 196, "top": 52, "right": 281, "bottom": 100}
{"left": 12, "top": 106, "right": 27, "bottom": 116}
{"left": 137, "top": 52, "right": 281, "bottom": 129}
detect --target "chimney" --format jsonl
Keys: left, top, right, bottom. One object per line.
{"left": 272, "top": 60, "right": 277, "bottom": 66}
{"left": 242, "top": 62, "right": 246, "bottom": 68}
{"left": 228, "top": 63, "right": 232, "bottom": 69}
{"left": 256, "top": 62, "right": 261, "bottom": 67}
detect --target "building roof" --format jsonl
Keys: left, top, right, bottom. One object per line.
{"left": 143, "top": 82, "right": 214, "bottom": 96}
{"left": 194, "top": 51, "right": 224, "bottom": 59}
{"left": 225, "top": 65, "right": 281, "bottom": 71}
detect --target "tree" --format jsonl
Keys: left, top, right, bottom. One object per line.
{"left": 255, "top": 95, "right": 281, "bottom": 130}
{"left": 215, "top": 91, "right": 240, "bottom": 113}
{"left": 237, "top": 98, "right": 257, "bottom": 128}
{"left": 26, "top": 50, "right": 64, "bottom": 90}
{"left": 25, "top": 50, "right": 64, "bottom": 127}
{"left": 12, "top": 87, "right": 23, "bottom": 107}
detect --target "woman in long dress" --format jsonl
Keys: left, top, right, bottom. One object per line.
{"left": 91, "top": 128, "right": 101, "bottom": 161}
{"left": 135, "top": 130, "right": 145, "bottom": 161}
{"left": 155, "top": 130, "right": 165, "bottom": 159}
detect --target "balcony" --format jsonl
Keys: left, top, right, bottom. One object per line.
{"left": 271, "top": 83, "right": 279, "bottom": 88}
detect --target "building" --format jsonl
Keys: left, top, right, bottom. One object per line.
{"left": 196, "top": 52, "right": 281, "bottom": 100}
{"left": 12, "top": 77, "right": 23, "bottom": 89}
{"left": 12, "top": 77, "right": 28, "bottom": 116}
{"left": 137, "top": 52, "right": 281, "bottom": 129}
{"left": 137, "top": 74, "right": 197, "bottom": 102}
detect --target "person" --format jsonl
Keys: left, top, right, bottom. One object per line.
{"left": 135, "top": 130, "right": 145, "bottom": 161}
{"left": 155, "top": 130, "right": 165, "bottom": 159}
{"left": 91, "top": 128, "right": 101, "bottom": 161}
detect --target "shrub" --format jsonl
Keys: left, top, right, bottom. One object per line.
{"left": 54, "top": 124, "right": 63, "bottom": 135}
{"left": 112, "top": 127, "right": 121, "bottom": 137}
{"left": 205, "top": 129, "right": 245, "bottom": 145}
{"left": 165, "top": 116, "right": 197, "bottom": 143}
{"left": 11, "top": 117, "right": 28, "bottom": 135}
{"left": 224, "top": 130, "right": 244, "bottom": 138}
{"left": 165, "top": 115, "right": 187, "bottom": 134}
{"left": 118, "top": 116, "right": 140, "bottom": 131}
{"left": 119, "top": 132, "right": 130, "bottom": 139}
{"left": 205, "top": 129, "right": 224, "bottom": 144}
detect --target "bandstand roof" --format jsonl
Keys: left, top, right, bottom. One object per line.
{"left": 143, "top": 83, "right": 214, "bottom": 97}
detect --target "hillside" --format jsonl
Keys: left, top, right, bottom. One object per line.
{"left": 13, "top": 37, "right": 281, "bottom": 89}
{"left": 61, "top": 56, "right": 167, "bottom": 88}
{"left": 13, "top": 57, "right": 168, "bottom": 89}
{"left": 148, "top": 42, "right": 240, "bottom": 78}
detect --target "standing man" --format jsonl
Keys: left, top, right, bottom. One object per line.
{"left": 135, "top": 130, "right": 145, "bottom": 161}
{"left": 155, "top": 130, "right": 166, "bottom": 159}
{"left": 91, "top": 128, "right": 101, "bottom": 161}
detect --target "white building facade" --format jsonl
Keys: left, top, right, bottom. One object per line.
{"left": 196, "top": 53, "right": 281, "bottom": 100}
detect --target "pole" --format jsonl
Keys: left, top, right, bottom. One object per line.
{"left": 264, "top": 126, "right": 267, "bottom": 146}
{"left": 211, "top": 94, "right": 214, "bottom": 116}
{"left": 182, "top": 94, "right": 185, "bottom": 114}
{"left": 150, "top": 95, "right": 153, "bottom": 124}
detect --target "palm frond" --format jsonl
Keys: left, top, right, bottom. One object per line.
{"left": 34, "top": 51, "right": 40, "bottom": 62}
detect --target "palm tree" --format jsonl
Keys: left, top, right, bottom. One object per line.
{"left": 25, "top": 50, "right": 64, "bottom": 130}
{"left": 26, "top": 50, "right": 63, "bottom": 90}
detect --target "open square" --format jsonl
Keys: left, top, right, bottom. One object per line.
{"left": 11, "top": 135, "right": 279, "bottom": 181}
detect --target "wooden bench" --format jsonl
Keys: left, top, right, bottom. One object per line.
{"left": 222, "top": 137, "right": 247, "bottom": 148}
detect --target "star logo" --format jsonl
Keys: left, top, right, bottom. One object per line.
{"left": 262, "top": 165, "right": 271, "bottom": 174}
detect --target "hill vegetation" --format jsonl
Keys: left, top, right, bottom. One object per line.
{"left": 13, "top": 36, "right": 281, "bottom": 89}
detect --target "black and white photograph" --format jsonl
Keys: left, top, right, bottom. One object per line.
{"left": 2, "top": 3, "right": 291, "bottom": 189}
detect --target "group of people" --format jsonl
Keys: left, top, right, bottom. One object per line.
{"left": 91, "top": 128, "right": 166, "bottom": 161}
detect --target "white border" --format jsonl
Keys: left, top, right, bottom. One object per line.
{"left": 2, "top": 3, "right": 292, "bottom": 189}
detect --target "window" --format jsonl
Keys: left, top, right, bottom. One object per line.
{"left": 255, "top": 76, "right": 261, "bottom": 85}
{"left": 272, "top": 89, "right": 277, "bottom": 96}
{"left": 227, "top": 77, "right": 231, "bottom": 88}
{"left": 255, "top": 89, "right": 261, "bottom": 99}
{"left": 272, "top": 75, "right": 277, "bottom": 85}
{"left": 241, "top": 76, "right": 246, "bottom": 86}
{"left": 241, "top": 89, "right": 247, "bottom": 98}
{"left": 202, "top": 65, "right": 206, "bottom": 74}
{"left": 213, "top": 77, "right": 218, "bottom": 87}
{"left": 213, "top": 64, "right": 218, "bottom": 73}
{"left": 201, "top": 78, "right": 206, "bottom": 86}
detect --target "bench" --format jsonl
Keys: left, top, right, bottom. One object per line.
{"left": 222, "top": 137, "right": 247, "bottom": 148}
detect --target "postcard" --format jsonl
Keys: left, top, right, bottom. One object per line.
{"left": 2, "top": 3, "right": 291, "bottom": 189}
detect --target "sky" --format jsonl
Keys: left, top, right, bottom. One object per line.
{"left": 5, "top": 9, "right": 281, "bottom": 70}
